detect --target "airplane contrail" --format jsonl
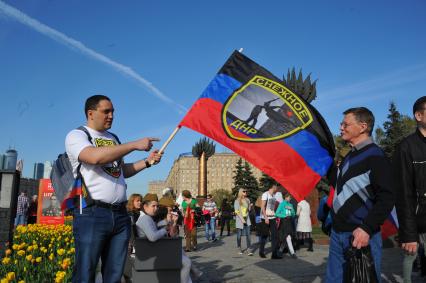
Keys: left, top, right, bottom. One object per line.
{"left": 0, "top": 1, "right": 187, "bottom": 113}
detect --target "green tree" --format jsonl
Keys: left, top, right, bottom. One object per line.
{"left": 192, "top": 137, "right": 215, "bottom": 197}
{"left": 259, "top": 172, "right": 276, "bottom": 192}
{"left": 242, "top": 161, "right": 260, "bottom": 203}
{"left": 231, "top": 158, "right": 245, "bottom": 198}
{"left": 375, "top": 102, "right": 416, "bottom": 158}
{"left": 211, "top": 189, "right": 233, "bottom": 208}
{"left": 232, "top": 158, "right": 261, "bottom": 202}
{"left": 334, "top": 135, "right": 351, "bottom": 163}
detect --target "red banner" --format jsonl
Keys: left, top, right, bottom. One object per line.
{"left": 37, "top": 179, "right": 64, "bottom": 225}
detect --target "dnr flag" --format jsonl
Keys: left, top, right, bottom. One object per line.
{"left": 180, "top": 51, "right": 335, "bottom": 201}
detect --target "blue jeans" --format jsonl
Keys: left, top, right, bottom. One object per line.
{"left": 237, "top": 225, "right": 251, "bottom": 251}
{"left": 14, "top": 214, "right": 27, "bottom": 226}
{"left": 205, "top": 217, "right": 216, "bottom": 240}
{"left": 72, "top": 206, "right": 131, "bottom": 283}
{"left": 326, "top": 229, "right": 382, "bottom": 283}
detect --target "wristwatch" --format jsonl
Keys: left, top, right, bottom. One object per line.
{"left": 144, "top": 159, "right": 151, "bottom": 168}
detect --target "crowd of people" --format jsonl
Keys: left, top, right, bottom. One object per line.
{"left": 122, "top": 185, "right": 311, "bottom": 281}
{"left": 10, "top": 94, "right": 426, "bottom": 283}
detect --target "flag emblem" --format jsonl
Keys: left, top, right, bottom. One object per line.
{"left": 222, "top": 75, "right": 313, "bottom": 142}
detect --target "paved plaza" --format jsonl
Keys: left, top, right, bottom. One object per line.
{"left": 187, "top": 228, "right": 423, "bottom": 283}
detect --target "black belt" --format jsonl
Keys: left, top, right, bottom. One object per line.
{"left": 93, "top": 200, "right": 127, "bottom": 211}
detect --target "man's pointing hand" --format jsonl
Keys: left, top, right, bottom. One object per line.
{"left": 132, "top": 137, "right": 160, "bottom": 151}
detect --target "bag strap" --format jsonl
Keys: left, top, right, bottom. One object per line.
{"left": 75, "top": 126, "right": 94, "bottom": 177}
{"left": 77, "top": 126, "right": 121, "bottom": 145}
{"left": 74, "top": 126, "right": 95, "bottom": 206}
{"left": 108, "top": 131, "right": 121, "bottom": 144}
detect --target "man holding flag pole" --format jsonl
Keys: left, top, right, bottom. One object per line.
{"left": 65, "top": 94, "right": 162, "bottom": 283}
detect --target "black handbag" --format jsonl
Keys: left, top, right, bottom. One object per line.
{"left": 344, "top": 245, "right": 378, "bottom": 283}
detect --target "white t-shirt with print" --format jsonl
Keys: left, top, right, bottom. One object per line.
{"left": 261, "top": 191, "right": 279, "bottom": 220}
{"left": 275, "top": 191, "right": 283, "bottom": 204}
{"left": 65, "top": 126, "right": 127, "bottom": 204}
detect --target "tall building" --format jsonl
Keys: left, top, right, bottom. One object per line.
{"left": 162, "top": 152, "right": 262, "bottom": 198}
{"left": 33, "top": 163, "right": 44, "bottom": 180}
{"left": 4, "top": 149, "right": 17, "bottom": 170}
{"left": 147, "top": 180, "right": 167, "bottom": 198}
{"left": 43, "top": 161, "right": 52, "bottom": 179}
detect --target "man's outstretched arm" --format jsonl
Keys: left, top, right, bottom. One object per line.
{"left": 78, "top": 137, "right": 159, "bottom": 165}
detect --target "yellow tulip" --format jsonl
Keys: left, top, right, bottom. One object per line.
{"left": 49, "top": 253, "right": 54, "bottom": 261}
{"left": 57, "top": 249, "right": 65, "bottom": 256}
{"left": 18, "top": 281, "right": 25, "bottom": 283}
{"left": 6, "top": 272, "right": 15, "bottom": 280}
{"left": 36, "top": 257, "right": 42, "bottom": 263}
{"left": 26, "top": 254, "right": 33, "bottom": 261}
{"left": 1, "top": 278, "right": 8, "bottom": 283}
{"left": 17, "top": 250, "right": 25, "bottom": 256}
{"left": 1, "top": 257, "right": 11, "bottom": 265}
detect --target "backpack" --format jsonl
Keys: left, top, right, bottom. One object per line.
{"left": 51, "top": 126, "right": 121, "bottom": 208}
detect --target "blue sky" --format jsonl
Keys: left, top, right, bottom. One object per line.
{"left": 1, "top": 0, "right": 425, "bottom": 195}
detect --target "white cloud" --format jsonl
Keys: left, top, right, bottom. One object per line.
{"left": 0, "top": 1, "right": 187, "bottom": 114}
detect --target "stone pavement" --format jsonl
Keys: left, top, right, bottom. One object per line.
{"left": 187, "top": 228, "right": 423, "bottom": 283}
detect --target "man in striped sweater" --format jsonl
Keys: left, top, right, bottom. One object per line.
{"left": 325, "top": 107, "right": 395, "bottom": 282}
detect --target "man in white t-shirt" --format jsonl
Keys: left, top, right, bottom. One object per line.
{"left": 259, "top": 183, "right": 282, "bottom": 259}
{"left": 66, "top": 95, "right": 162, "bottom": 283}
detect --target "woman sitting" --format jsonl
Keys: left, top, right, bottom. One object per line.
{"left": 135, "top": 194, "right": 196, "bottom": 283}
{"left": 135, "top": 193, "right": 169, "bottom": 241}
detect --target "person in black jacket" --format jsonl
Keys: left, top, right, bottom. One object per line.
{"left": 394, "top": 96, "right": 426, "bottom": 281}
{"left": 326, "top": 107, "right": 395, "bottom": 283}
{"left": 219, "top": 198, "right": 233, "bottom": 236}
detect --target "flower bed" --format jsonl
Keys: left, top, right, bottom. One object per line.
{"left": 0, "top": 224, "right": 74, "bottom": 283}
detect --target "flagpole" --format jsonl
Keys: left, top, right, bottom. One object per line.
{"left": 79, "top": 195, "right": 82, "bottom": 214}
{"left": 159, "top": 126, "right": 181, "bottom": 154}
{"left": 149, "top": 126, "right": 181, "bottom": 165}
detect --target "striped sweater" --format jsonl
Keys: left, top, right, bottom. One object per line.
{"left": 331, "top": 140, "right": 395, "bottom": 236}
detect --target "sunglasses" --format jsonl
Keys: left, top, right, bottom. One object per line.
{"left": 242, "top": 191, "right": 247, "bottom": 193}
